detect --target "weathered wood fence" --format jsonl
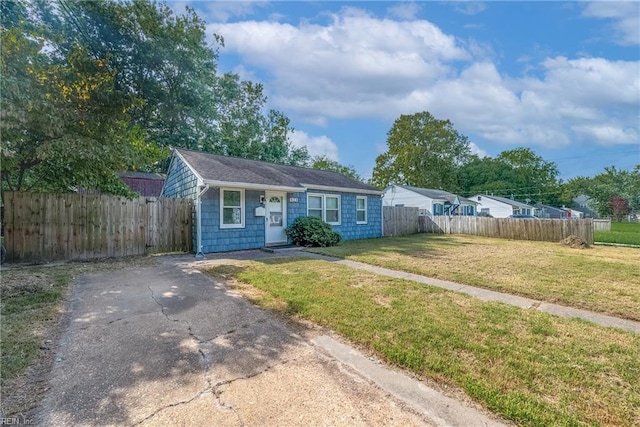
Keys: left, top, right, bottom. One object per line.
{"left": 383, "top": 206, "right": 419, "bottom": 237}
{"left": 593, "top": 218, "right": 611, "bottom": 231}
{"left": 3, "top": 192, "right": 193, "bottom": 263}
{"left": 383, "top": 206, "right": 594, "bottom": 244}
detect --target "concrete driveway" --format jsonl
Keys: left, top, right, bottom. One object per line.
{"left": 37, "top": 254, "right": 505, "bottom": 426}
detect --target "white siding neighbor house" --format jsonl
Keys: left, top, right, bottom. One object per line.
{"left": 471, "top": 194, "right": 536, "bottom": 218}
{"left": 383, "top": 184, "right": 477, "bottom": 216}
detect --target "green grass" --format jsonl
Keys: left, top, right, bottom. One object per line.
{"left": 595, "top": 221, "right": 640, "bottom": 245}
{"left": 208, "top": 258, "right": 640, "bottom": 426}
{"left": 305, "top": 234, "right": 640, "bottom": 321}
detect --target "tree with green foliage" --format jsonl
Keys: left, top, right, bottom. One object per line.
{"left": 0, "top": 1, "right": 159, "bottom": 195}
{"left": 311, "top": 156, "right": 361, "bottom": 181}
{"left": 563, "top": 166, "right": 640, "bottom": 217}
{"left": 1, "top": 0, "right": 306, "bottom": 195}
{"left": 371, "top": 111, "right": 471, "bottom": 190}
{"left": 458, "top": 148, "right": 561, "bottom": 204}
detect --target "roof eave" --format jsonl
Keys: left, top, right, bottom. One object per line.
{"left": 303, "top": 183, "right": 382, "bottom": 195}
{"left": 203, "top": 179, "right": 305, "bottom": 193}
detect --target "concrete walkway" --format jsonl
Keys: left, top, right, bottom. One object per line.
{"left": 297, "top": 252, "right": 640, "bottom": 335}
{"left": 37, "top": 257, "right": 506, "bottom": 426}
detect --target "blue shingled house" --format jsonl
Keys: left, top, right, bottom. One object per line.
{"left": 161, "top": 148, "right": 383, "bottom": 256}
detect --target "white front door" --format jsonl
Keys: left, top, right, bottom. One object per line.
{"left": 265, "top": 192, "right": 287, "bottom": 245}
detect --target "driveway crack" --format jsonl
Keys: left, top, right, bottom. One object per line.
{"left": 147, "top": 285, "right": 202, "bottom": 343}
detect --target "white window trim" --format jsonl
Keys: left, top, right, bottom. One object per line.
{"left": 356, "top": 196, "right": 367, "bottom": 224}
{"left": 220, "top": 188, "right": 245, "bottom": 229}
{"left": 307, "top": 193, "right": 341, "bottom": 225}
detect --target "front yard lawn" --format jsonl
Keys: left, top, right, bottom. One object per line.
{"left": 208, "top": 258, "right": 640, "bottom": 427}
{"left": 595, "top": 221, "right": 640, "bottom": 246}
{"left": 306, "top": 234, "right": 640, "bottom": 321}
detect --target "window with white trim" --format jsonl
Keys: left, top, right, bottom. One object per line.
{"left": 433, "top": 203, "right": 444, "bottom": 216}
{"left": 308, "top": 195, "right": 323, "bottom": 219}
{"left": 220, "top": 188, "right": 244, "bottom": 228}
{"left": 307, "top": 193, "right": 341, "bottom": 225}
{"left": 356, "top": 196, "right": 367, "bottom": 224}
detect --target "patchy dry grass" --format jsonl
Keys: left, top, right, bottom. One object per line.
{"left": 207, "top": 258, "right": 640, "bottom": 427}
{"left": 306, "top": 234, "right": 640, "bottom": 321}
{"left": 0, "top": 256, "right": 157, "bottom": 417}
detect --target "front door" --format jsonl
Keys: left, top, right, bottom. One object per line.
{"left": 265, "top": 192, "right": 287, "bottom": 245}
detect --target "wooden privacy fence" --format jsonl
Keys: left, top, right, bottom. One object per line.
{"left": 3, "top": 192, "right": 193, "bottom": 263}
{"left": 593, "top": 218, "right": 611, "bottom": 231}
{"left": 383, "top": 206, "right": 419, "bottom": 236}
{"left": 419, "top": 215, "right": 594, "bottom": 244}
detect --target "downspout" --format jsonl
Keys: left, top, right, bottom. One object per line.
{"left": 195, "top": 183, "right": 210, "bottom": 259}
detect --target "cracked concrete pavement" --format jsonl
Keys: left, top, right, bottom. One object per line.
{"left": 37, "top": 259, "right": 442, "bottom": 426}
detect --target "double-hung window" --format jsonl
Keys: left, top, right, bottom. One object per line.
{"left": 433, "top": 203, "right": 444, "bottom": 216}
{"left": 307, "top": 193, "right": 341, "bottom": 225}
{"left": 356, "top": 196, "right": 367, "bottom": 224}
{"left": 221, "top": 188, "right": 244, "bottom": 228}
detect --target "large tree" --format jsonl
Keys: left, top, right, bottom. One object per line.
{"left": 0, "top": 1, "right": 157, "bottom": 195}
{"left": 1, "top": 0, "right": 306, "bottom": 195}
{"left": 458, "top": 148, "right": 561, "bottom": 204}
{"left": 563, "top": 166, "right": 640, "bottom": 217}
{"left": 371, "top": 111, "right": 471, "bottom": 190}
{"left": 311, "top": 156, "right": 361, "bottom": 181}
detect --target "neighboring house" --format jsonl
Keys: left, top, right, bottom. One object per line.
{"left": 161, "top": 148, "right": 382, "bottom": 255}
{"left": 472, "top": 194, "right": 536, "bottom": 218}
{"left": 572, "top": 195, "right": 599, "bottom": 218}
{"left": 382, "top": 184, "right": 477, "bottom": 216}
{"left": 535, "top": 203, "right": 568, "bottom": 219}
{"left": 119, "top": 172, "right": 166, "bottom": 197}
{"left": 561, "top": 207, "right": 584, "bottom": 219}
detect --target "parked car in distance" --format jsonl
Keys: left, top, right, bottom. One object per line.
{"left": 509, "top": 214, "right": 538, "bottom": 219}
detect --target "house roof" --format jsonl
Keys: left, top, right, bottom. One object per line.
{"left": 173, "top": 148, "right": 381, "bottom": 195}
{"left": 393, "top": 184, "right": 477, "bottom": 205}
{"left": 119, "top": 172, "right": 165, "bottom": 180}
{"left": 477, "top": 194, "right": 533, "bottom": 209}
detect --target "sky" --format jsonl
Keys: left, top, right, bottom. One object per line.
{"left": 167, "top": 1, "right": 640, "bottom": 182}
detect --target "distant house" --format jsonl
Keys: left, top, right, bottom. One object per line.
{"left": 572, "top": 195, "right": 599, "bottom": 218}
{"left": 535, "top": 203, "right": 568, "bottom": 219}
{"left": 382, "top": 184, "right": 477, "bottom": 216}
{"left": 561, "top": 207, "right": 584, "bottom": 218}
{"left": 161, "top": 148, "right": 382, "bottom": 255}
{"left": 472, "top": 194, "right": 536, "bottom": 218}
{"left": 119, "top": 172, "right": 165, "bottom": 197}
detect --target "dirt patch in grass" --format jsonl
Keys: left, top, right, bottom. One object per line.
{"left": 0, "top": 256, "right": 157, "bottom": 419}
{"left": 207, "top": 257, "right": 640, "bottom": 427}
{"left": 559, "top": 235, "right": 589, "bottom": 249}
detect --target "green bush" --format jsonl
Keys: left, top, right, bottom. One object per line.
{"left": 285, "top": 216, "right": 342, "bottom": 247}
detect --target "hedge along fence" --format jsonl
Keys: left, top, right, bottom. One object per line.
{"left": 418, "top": 215, "right": 594, "bottom": 244}
{"left": 3, "top": 192, "right": 193, "bottom": 263}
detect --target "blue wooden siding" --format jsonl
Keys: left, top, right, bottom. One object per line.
{"left": 200, "top": 188, "right": 266, "bottom": 253}
{"left": 288, "top": 191, "right": 381, "bottom": 241}
{"left": 161, "top": 156, "right": 198, "bottom": 199}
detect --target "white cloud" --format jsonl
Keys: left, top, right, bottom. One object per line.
{"left": 387, "top": 2, "right": 421, "bottom": 20}
{"left": 469, "top": 142, "right": 488, "bottom": 158}
{"left": 582, "top": 1, "right": 640, "bottom": 45}
{"left": 208, "top": 9, "right": 468, "bottom": 113}
{"left": 289, "top": 131, "right": 339, "bottom": 160}
{"left": 206, "top": 7, "right": 638, "bottom": 152}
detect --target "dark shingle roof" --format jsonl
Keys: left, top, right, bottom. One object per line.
{"left": 175, "top": 148, "right": 380, "bottom": 193}
{"left": 396, "top": 184, "right": 477, "bottom": 204}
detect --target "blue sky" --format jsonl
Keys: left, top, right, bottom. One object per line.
{"left": 167, "top": 1, "right": 640, "bottom": 182}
